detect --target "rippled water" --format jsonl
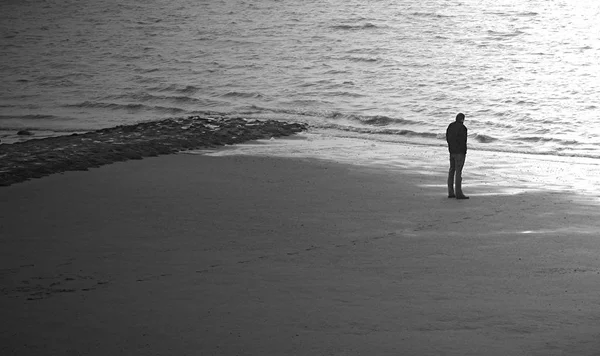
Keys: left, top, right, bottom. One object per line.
{"left": 1, "top": 0, "right": 599, "bottom": 158}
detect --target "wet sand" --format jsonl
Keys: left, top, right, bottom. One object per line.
{"left": 1, "top": 134, "right": 600, "bottom": 355}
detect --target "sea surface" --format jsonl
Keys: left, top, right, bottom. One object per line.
{"left": 1, "top": 0, "right": 600, "bottom": 158}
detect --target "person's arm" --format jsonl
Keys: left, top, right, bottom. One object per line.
{"left": 461, "top": 126, "right": 468, "bottom": 153}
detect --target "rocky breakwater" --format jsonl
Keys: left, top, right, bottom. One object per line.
{"left": 0, "top": 116, "right": 307, "bottom": 187}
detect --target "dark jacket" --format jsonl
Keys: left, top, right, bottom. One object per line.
{"left": 446, "top": 121, "right": 467, "bottom": 154}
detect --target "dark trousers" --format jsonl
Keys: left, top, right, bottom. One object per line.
{"left": 448, "top": 153, "right": 466, "bottom": 196}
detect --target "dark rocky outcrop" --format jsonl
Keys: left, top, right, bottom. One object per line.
{"left": 0, "top": 116, "right": 307, "bottom": 187}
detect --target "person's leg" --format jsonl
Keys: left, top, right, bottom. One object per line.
{"left": 454, "top": 154, "right": 468, "bottom": 198}
{"left": 447, "top": 155, "right": 456, "bottom": 197}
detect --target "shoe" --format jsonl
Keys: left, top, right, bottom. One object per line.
{"left": 456, "top": 195, "right": 469, "bottom": 200}
{"left": 448, "top": 194, "right": 456, "bottom": 198}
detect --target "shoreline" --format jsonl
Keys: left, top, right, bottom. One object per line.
{"left": 197, "top": 131, "right": 600, "bottom": 204}
{"left": 0, "top": 115, "right": 306, "bottom": 186}
{"left": 4, "top": 114, "right": 600, "bottom": 190}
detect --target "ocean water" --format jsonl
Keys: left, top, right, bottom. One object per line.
{"left": 1, "top": 0, "right": 599, "bottom": 158}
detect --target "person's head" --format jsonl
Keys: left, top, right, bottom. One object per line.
{"left": 456, "top": 113, "right": 465, "bottom": 123}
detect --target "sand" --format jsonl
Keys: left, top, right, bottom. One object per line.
{"left": 1, "top": 133, "right": 600, "bottom": 355}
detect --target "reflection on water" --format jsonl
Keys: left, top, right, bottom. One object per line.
{"left": 1, "top": 0, "right": 600, "bottom": 159}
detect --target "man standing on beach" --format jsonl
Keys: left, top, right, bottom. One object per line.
{"left": 446, "top": 113, "right": 469, "bottom": 199}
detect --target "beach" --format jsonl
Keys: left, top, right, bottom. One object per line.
{"left": 3, "top": 0, "right": 600, "bottom": 353}
{"left": 2, "top": 132, "right": 600, "bottom": 355}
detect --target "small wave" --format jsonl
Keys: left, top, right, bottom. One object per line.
{"left": 151, "top": 84, "right": 201, "bottom": 94}
{"left": 108, "top": 92, "right": 206, "bottom": 105}
{"left": 516, "top": 11, "right": 538, "bottom": 16}
{"left": 64, "top": 101, "right": 186, "bottom": 114}
{"left": 38, "top": 72, "right": 94, "bottom": 80}
{"left": 221, "top": 91, "right": 264, "bottom": 99}
{"left": 339, "top": 114, "right": 421, "bottom": 127}
{"left": 486, "top": 30, "right": 524, "bottom": 38}
{"left": 346, "top": 56, "right": 380, "bottom": 63}
{"left": 285, "top": 99, "right": 332, "bottom": 107}
{"left": 330, "top": 23, "right": 379, "bottom": 31}
{"left": 168, "top": 95, "right": 204, "bottom": 104}
{"left": 0, "top": 125, "right": 84, "bottom": 133}
{"left": 322, "top": 91, "right": 366, "bottom": 98}
{"left": 360, "top": 115, "right": 397, "bottom": 126}
{"left": 473, "top": 134, "right": 498, "bottom": 143}
{"left": 323, "top": 69, "right": 351, "bottom": 75}
{"left": 515, "top": 100, "right": 536, "bottom": 106}
{"left": 235, "top": 107, "right": 421, "bottom": 128}
{"left": 138, "top": 67, "right": 161, "bottom": 73}
{"left": 154, "top": 106, "right": 187, "bottom": 114}
{"left": 66, "top": 101, "right": 146, "bottom": 110}
{"left": 178, "top": 86, "right": 201, "bottom": 94}
{"left": 319, "top": 123, "right": 439, "bottom": 139}
{"left": 410, "top": 12, "right": 453, "bottom": 18}
{"left": 514, "top": 135, "right": 579, "bottom": 145}
{"left": 0, "top": 114, "right": 58, "bottom": 121}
